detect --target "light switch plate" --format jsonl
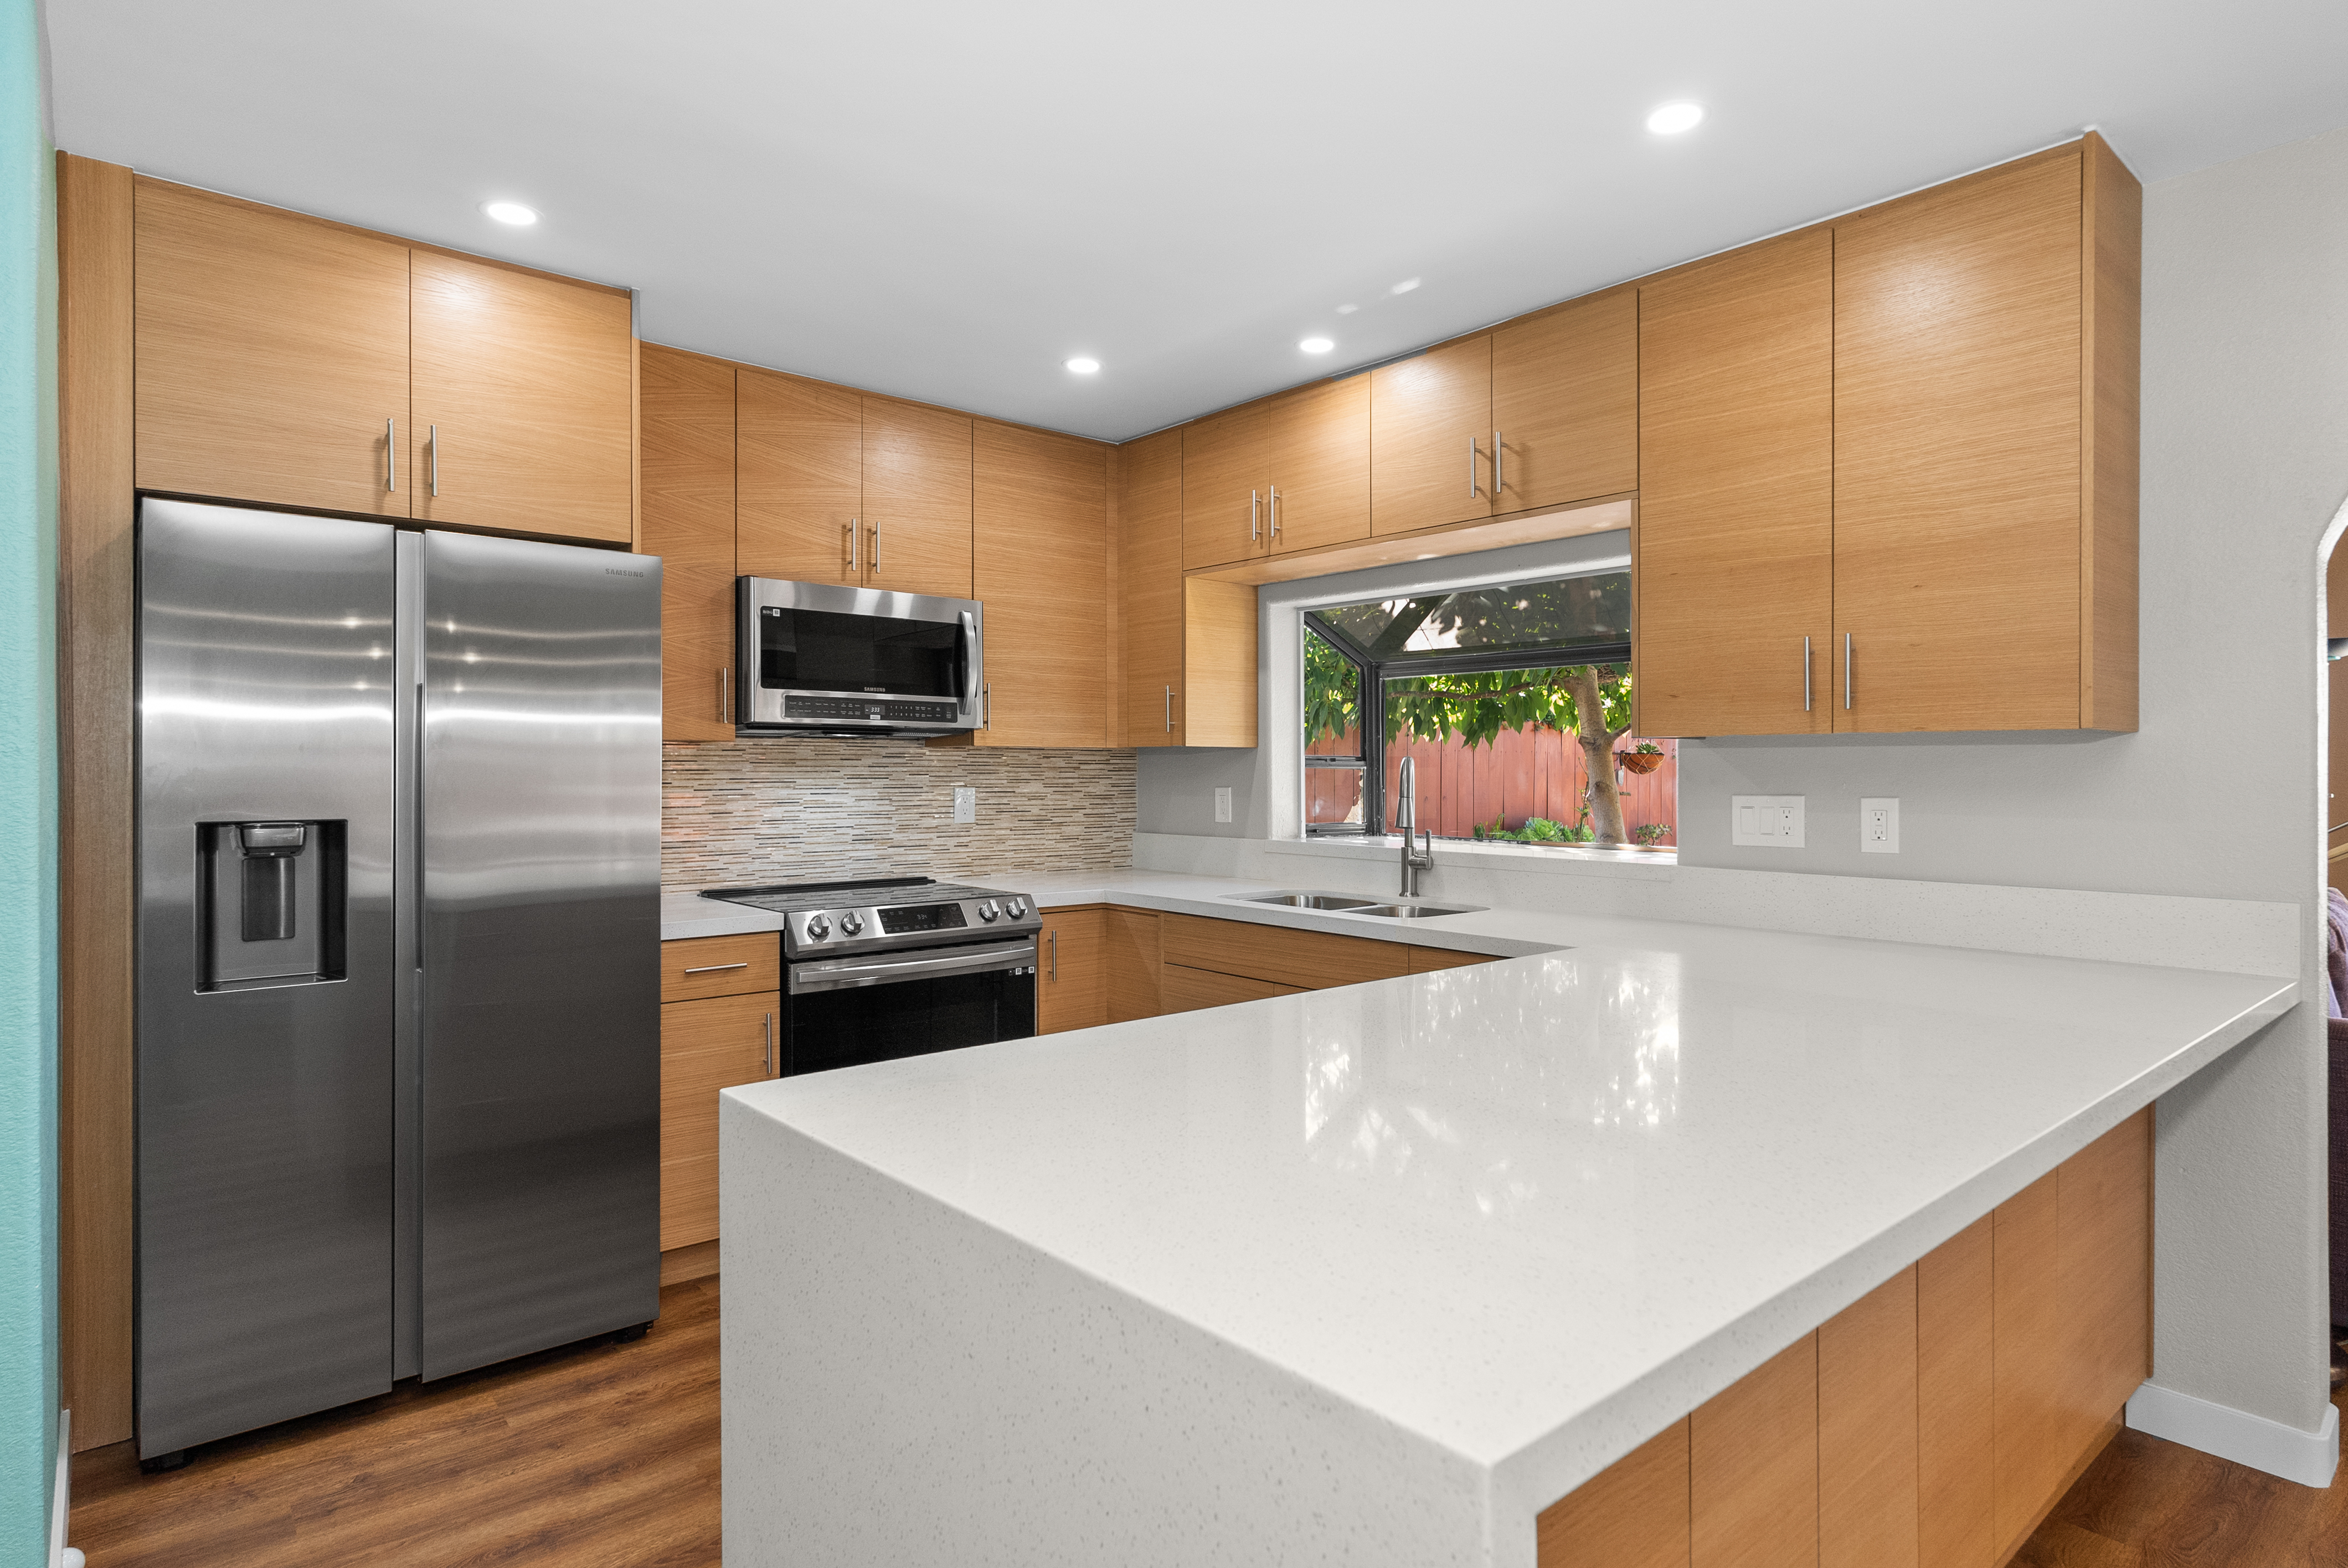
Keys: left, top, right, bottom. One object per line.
{"left": 1861, "top": 797, "right": 1899, "bottom": 853}
{"left": 951, "top": 786, "right": 977, "bottom": 824}
{"left": 1732, "top": 795, "right": 1806, "bottom": 848}
{"left": 1214, "top": 786, "right": 1234, "bottom": 824}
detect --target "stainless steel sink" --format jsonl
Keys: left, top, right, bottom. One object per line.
{"left": 1351, "top": 902, "right": 1485, "bottom": 919}
{"left": 1235, "top": 890, "right": 1383, "bottom": 911}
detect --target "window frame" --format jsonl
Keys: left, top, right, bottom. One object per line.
{"left": 1302, "top": 593, "right": 1633, "bottom": 839}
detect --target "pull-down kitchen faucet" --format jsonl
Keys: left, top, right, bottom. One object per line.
{"left": 1396, "top": 756, "right": 1434, "bottom": 898}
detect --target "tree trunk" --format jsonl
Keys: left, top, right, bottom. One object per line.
{"left": 1567, "top": 665, "right": 1631, "bottom": 848}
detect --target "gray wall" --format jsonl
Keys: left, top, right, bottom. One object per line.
{"left": 1137, "top": 123, "right": 2348, "bottom": 1435}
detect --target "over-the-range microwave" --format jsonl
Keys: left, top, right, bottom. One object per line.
{"left": 734, "top": 576, "right": 984, "bottom": 737}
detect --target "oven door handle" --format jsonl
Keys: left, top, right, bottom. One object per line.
{"left": 789, "top": 937, "right": 1037, "bottom": 994}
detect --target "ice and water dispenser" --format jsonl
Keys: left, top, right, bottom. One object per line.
{"left": 198, "top": 819, "right": 346, "bottom": 989}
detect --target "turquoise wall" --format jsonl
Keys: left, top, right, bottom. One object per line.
{"left": 0, "top": 0, "right": 59, "bottom": 1555}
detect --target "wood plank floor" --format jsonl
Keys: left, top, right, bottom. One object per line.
{"left": 70, "top": 1276, "right": 720, "bottom": 1568}
{"left": 70, "top": 1277, "right": 2347, "bottom": 1566}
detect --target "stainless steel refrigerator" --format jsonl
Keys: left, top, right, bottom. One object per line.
{"left": 136, "top": 498, "right": 662, "bottom": 1463}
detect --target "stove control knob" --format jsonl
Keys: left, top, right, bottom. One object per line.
{"left": 976, "top": 899, "right": 1000, "bottom": 922}
{"left": 840, "top": 911, "right": 864, "bottom": 936}
{"left": 1005, "top": 898, "right": 1028, "bottom": 920}
{"left": 805, "top": 914, "right": 831, "bottom": 941}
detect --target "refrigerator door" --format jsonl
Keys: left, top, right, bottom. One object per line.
{"left": 418, "top": 531, "right": 662, "bottom": 1378}
{"left": 136, "top": 499, "right": 398, "bottom": 1457}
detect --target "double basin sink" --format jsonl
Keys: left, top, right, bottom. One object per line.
{"left": 1234, "top": 891, "right": 1485, "bottom": 920}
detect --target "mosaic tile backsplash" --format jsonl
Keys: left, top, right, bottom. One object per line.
{"left": 662, "top": 737, "right": 1138, "bottom": 888}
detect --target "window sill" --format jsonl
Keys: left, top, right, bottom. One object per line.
{"left": 1275, "top": 834, "right": 1678, "bottom": 877}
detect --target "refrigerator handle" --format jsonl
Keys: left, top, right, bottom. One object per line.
{"left": 414, "top": 681, "right": 426, "bottom": 969}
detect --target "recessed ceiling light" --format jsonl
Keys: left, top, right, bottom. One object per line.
{"left": 1390, "top": 278, "right": 1421, "bottom": 295}
{"left": 1646, "top": 102, "right": 1705, "bottom": 135}
{"left": 1065, "top": 357, "right": 1101, "bottom": 375}
{"left": 1336, "top": 303, "right": 1360, "bottom": 314}
{"left": 1299, "top": 337, "right": 1334, "bottom": 354}
{"left": 482, "top": 201, "right": 539, "bottom": 226}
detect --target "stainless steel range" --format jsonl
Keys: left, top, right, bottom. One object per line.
{"left": 699, "top": 878, "right": 1040, "bottom": 1075}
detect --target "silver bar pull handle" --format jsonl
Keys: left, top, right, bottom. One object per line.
{"left": 981, "top": 684, "right": 990, "bottom": 729}
{"left": 718, "top": 667, "right": 729, "bottom": 723}
{"left": 1048, "top": 927, "right": 1058, "bottom": 982}
{"left": 1803, "top": 636, "right": 1812, "bottom": 713}
{"left": 428, "top": 425, "right": 439, "bottom": 497}
{"left": 387, "top": 417, "right": 397, "bottom": 492}
{"left": 1165, "top": 684, "right": 1173, "bottom": 734}
{"left": 869, "top": 518, "right": 879, "bottom": 573}
{"left": 1269, "top": 484, "right": 1281, "bottom": 541}
{"left": 1844, "top": 632, "right": 1853, "bottom": 712}
{"left": 1494, "top": 430, "right": 1503, "bottom": 498}
{"left": 763, "top": 1012, "right": 774, "bottom": 1076}
{"left": 682, "top": 961, "right": 750, "bottom": 974}
{"left": 846, "top": 516, "right": 858, "bottom": 575}
{"left": 1469, "top": 435, "right": 1481, "bottom": 498}
{"left": 1250, "top": 489, "right": 1260, "bottom": 543}
{"left": 414, "top": 681, "right": 426, "bottom": 968}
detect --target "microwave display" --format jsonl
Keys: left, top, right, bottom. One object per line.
{"left": 758, "top": 605, "right": 962, "bottom": 698}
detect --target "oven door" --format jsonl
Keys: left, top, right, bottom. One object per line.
{"left": 781, "top": 937, "right": 1038, "bottom": 1076}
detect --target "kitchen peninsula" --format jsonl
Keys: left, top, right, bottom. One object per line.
{"left": 710, "top": 875, "right": 2294, "bottom": 1568}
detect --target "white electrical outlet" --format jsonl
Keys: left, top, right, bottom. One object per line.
{"left": 1214, "top": 786, "right": 1234, "bottom": 824}
{"left": 1861, "top": 797, "right": 1899, "bottom": 853}
{"left": 952, "top": 786, "right": 977, "bottom": 824}
{"left": 1731, "top": 795, "right": 1806, "bottom": 848}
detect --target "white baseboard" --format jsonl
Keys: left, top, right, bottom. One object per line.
{"left": 2126, "top": 1380, "right": 2340, "bottom": 1487}
{"left": 50, "top": 1409, "right": 74, "bottom": 1568}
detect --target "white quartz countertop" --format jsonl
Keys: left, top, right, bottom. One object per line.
{"left": 715, "top": 864, "right": 2296, "bottom": 1547}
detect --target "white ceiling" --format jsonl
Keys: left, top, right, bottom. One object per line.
{"left": 43, "top": 0, "right": 2348, "bottom": 443}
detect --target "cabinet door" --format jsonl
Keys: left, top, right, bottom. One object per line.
{"left": 737, "top": 367, "right": 862, "bottom": 585}
{"left": 410, "top": 252, "right": 635, "bottom": 542}
{"left": 1820, "top": 1268, "right": 1920, "bottom": 1568}
{"left": 1918, "top": 1218, "right": 1994, "bottom": 1568}
{"left": 1369, "top": 335, "right": 1491, "bottom": 535}
{"left": 971, "top": 421, "right": 1109, "bottom": 747}
{"left": 2058, "top": 1111, "right": 2151, "bottom": 1473}
{"left": 133, "top": 179, "right": 411, "bottom": 517}
{"left": 863, "top": 398, "right": 973, "bottom": 599}
{"left": 639, "top": 345, "right": 737, "bottom": 741}
{"left": 1121, "top": 429, "right": 1186, "bottom": 746}
{"left": 1105, "top": 908, "right": 1163, "bottom": 1022}
{"left": 1636, "top": 230, "right": 1834, "bottom": 737}
{"left": 1266, "top": 375, "right": 1370, "bottom": 554}
{"left": 1832, "top": 148, "right": 2084, "bottom": 732}
{"left": 658, "top": 990, "right": 776, "bottom": 1251}
{"left": 1691, "top": 1334, "right": 1819, "bottom": 1568}
{"left": 1537, "top": 1420, "right": 1690, "bottom": 1568}
{"left": 1492, "top": 290, "right": 1638, "bottom": 514}
{"left": 1990, "top": 1172, "right": 2065, "bottom": 1550}
{"left": 1160, "top": 914, "right": 1408, "bottom": 991}
{"left": 1181, "top": 402, "right": 1273, "bottom": 569}
{"left": 1183, "top": 579, "right": 1259, "bottom": 749}
{"left": 1038, "top": 908, "right": 1107, "bottom": 1033}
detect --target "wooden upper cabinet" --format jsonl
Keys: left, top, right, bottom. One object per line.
{"left": 637, "top": 345, "right": 736, "bottom": 742}
{"left": 971, "top": 420, "right": 1109, "bottom": 747}
{"left": 862, "top": 398, "right": 973, "bottom": 600}
{"left": 132, "top": 179, "right": 411, "bottom": 517}
{"left": 410, "top": 252, "right": 635, "bottom": 543}
{"left": 1121, "top": 428, "right": 1186, "bottom": 746}
{"left": 737, "top": 367, "right": 862, "bottom": 585}
{"left": 1636, "top": 229, "right": 1835, "bottom": 738}
{"left": 1266, "top": 375, "right": 1370, "bottom": 555}
{"left": 1492, "top": 289, "right": 1638, "bottom": 513}
{"left": 1833, "top": 141, "right": 2129, "bottom": 733}
{"left": 1182, "top": 401, "right": 1273, "bottom": 569}
{"left": 1369, "top": 335, "right": 1492, "bottom": 535}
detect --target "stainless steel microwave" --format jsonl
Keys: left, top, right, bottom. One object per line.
{"left": 735, "top": 577, "right": 984, "bottom": 736}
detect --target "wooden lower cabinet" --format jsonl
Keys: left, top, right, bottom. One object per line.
{"left": 1038, "top": 906, "right": 1108, "bottom": 1034}
{"left": 1161, "top": 912, "right": 1409, "bottom": 991}
{"left": 1407, "top": 945, "right": 1489, "bottom": 973}
{"left": 1105, "top": 908, "right": 1163, "bottom": 1022}
{"left": 1535, "top": 1111, "right": 2151, "bottom": 1568}
{"left": 658, "top": 987, "right": 778, "bottom": 1252}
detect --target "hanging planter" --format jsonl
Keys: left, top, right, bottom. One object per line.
{"left": 1616, "top": 747, "right": 1666, "bottom": 776}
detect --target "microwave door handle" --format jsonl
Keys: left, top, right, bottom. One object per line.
{"left": 960, "top": 610, "right": 980, "bottom": 720}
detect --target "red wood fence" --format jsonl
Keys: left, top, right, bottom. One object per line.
{"left": 1307, "top": 728, "right": 1678, "bottom": 844}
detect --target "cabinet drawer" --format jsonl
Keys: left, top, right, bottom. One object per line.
{"left": 1160, "top": 964, "right": 1304, "bottom": 1014}
{"left": 661, "top": 932, "right": 781, "bottom": 1002}
{"left": 1407, "top": 945, "right": 1492, "bottom": 973}
{"left": 1161, "top": 912, "right": 1408, "bottom": 991}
